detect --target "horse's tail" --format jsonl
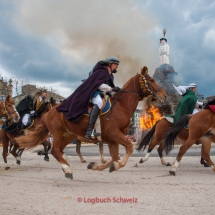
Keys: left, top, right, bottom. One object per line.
{"left": 137, "top": 121, "right": 159, "bottom": 151}
{"left": 15, "top": 121, "right": 49, "bottom": 150}
{"left": 164, "top": 115, "right": 191, "bottom": 154}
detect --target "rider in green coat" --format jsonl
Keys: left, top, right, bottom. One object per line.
{"left": 173, "top": 83, "right": 197, "bottom": 124}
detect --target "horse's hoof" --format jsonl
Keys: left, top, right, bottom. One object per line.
{"left": 166, "top": 163, "right": 171, "bottom": 166}
{"left": 5, "top": 167, "right": 10, "bottom": 170}
{"left": 169, "top": 170, "right": 176, "bottom": 176}
{"left": 109, "top": 163, "right": 115, "bottom": 173}
{"left": 16, "top": 160, "right": 21, "bottom": 165}
{"left": 203, "top": 163, "right": 210, "bottom": 167}
{"left": 65, "top": 173, "right": 73, "bottom": 180}
{"left": 82, "top": 160, "right": 87, "bottom": 163}
{"left": 139, "top": 159, "right": 144, "bottom": 163}
{"left": 37, "top": 151, "right": 43, "bottom": 156}
{"left": 87, "top": 162, "right": 95, "bottom": 169}
{"left": 44, "top": 157, "right": 49, "bottom": 162}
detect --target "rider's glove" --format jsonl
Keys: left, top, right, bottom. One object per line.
{"left": 112, "top": 87, "right": 121, "bottom": 92}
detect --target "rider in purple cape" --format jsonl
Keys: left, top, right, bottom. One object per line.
{"left": 57, "top": 56, "right": 121, "bottom": 138}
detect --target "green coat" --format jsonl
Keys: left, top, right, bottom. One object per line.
{"left": 173, "top": 90, "right": 197, "bottom": 124}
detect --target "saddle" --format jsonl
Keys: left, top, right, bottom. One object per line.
{"left": 85, "top": 96, "right": 111, "bottom": 116}
{"left": 204, "top": 96, "right": 215, "bottom": 112}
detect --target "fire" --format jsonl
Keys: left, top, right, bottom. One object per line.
{"left": 139, "top": 104, "right": 162, "bottom": 130}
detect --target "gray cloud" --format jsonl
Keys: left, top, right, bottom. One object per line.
{"left": 0, "top": 0, "right": 215, "bottom": 98}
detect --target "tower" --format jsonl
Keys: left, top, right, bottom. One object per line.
{"left": 153, "top": 28, "right": 181, "bottom": 115}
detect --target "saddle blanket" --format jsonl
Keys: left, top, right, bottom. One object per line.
{"left": 85, "top": 97, "right": 111, "bottom": 116}
{"left": 209, "top": 105, "right": 215, "bottom": 113}
{"left": 162, "top": 115, "right": 173, "bottom": 123}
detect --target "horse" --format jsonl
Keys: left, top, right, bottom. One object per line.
{"left": 164, "top": 108, "right": 215, "bottom": 175}
{"left": 15, "top": 66, "right": 167, "bottom": 179}
{"left": 1, "top": 98, "right": 56, "bottom": 169}
{"left": 137, "top": 115, "right": 214, "bottom": 167}
{"left": 0, "top": 95, "right": 20, "bottom": 124}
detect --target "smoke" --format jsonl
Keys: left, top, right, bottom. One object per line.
{"left": 15, "top": 0, "right": 158, "bottom": 86}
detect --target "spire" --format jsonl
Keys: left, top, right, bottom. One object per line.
{"left": 163, "top": 28, "right": 167, "bottom": 38}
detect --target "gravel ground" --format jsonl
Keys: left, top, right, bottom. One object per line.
{"left": 0, "top": 146, "right": 215, "bottom": 215}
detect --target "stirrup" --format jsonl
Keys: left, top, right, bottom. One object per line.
{"left": 85, "top": 130, "right": 101, "bottom": 139}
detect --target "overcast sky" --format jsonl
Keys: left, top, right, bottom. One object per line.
{"left": 0, "top": 0, "right": 214, "bottom": 98}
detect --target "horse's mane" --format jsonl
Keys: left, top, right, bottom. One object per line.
{"left": 50, "top": 97, "right": 56, "bottom": 105}
{"left": 112, "top": 75, "right": 137, "bottom": 99}
{"left": 36, "top": 102, "right": 50, "bottom": 116}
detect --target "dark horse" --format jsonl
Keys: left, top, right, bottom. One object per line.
{"left": 1, "top": 97, "right": 56, "bottom": 169}
{"left": 164, "top": 108, "right": 215, "bottom": 175}
{"left": 15, "top": 67, "right": 167, "bottom": 179}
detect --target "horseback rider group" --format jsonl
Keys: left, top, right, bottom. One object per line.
{"left": 2, "top": 55, "right": 205, "bottom": 141}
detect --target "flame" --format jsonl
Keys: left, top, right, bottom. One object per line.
{"left": 139, "top": 104, "right": 162, "bottom": 130}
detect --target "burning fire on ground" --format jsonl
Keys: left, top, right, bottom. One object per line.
{"left": 139, "top": 104, "right": 163, "bottom": 130}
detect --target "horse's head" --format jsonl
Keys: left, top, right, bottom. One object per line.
{"left": 0, "top": 95, "right": 20, "bottom": 123}
{"left": 138, "top": 66, "right": 167, "bottom": 103}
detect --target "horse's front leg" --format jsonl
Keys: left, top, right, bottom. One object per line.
{"left": 87, "top": 142, "right": 118, "bottom": 171}
{"left": 75, "top": 139, "right": 86, "bottom": 163}
{"left": 2, "top": 138, "right": 10, "bottom": 170}
{"left": 10, "top": 142, "right": 21, "bottom": 165}
{"left": 169, "top": 137, "right": 195, "bottom": 176}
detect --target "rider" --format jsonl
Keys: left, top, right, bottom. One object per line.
{"left": 57, "top": 56, "right": 121, "bottom": 138}
{"left": 173, "top": 83, "right": 200, "bottom": 126}
{"left": 17, "top": 89, "right": 47, "bottom": 129}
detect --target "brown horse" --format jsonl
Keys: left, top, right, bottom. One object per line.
{"left": 15, "top": 67, "right": 167, "bottom": 179}
{"left": 164, "top": 109, "right": 215, "bottom": 175}
{"left": 137, "top": 116, "right": 213, "bottom": 167}
{"left": 137, "top": 118, "right": 187, "bottom": 165}
{"left": 1, "top": 99, "right": 55, "bottom": 169}
{"left": 0, "top": 96, "right": 20, "bottom": 168}
{"left": 0, "top": 95, "right": 20, "bottom": 124}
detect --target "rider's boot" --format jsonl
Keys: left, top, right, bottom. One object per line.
{"left": 85, "top": 104, "right": 101, "bottom": 139}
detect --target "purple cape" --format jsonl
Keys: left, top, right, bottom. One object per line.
{"left": 57, "top": 63, "right": 115, "bottom": 121}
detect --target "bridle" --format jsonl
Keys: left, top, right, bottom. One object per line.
{"left": 0, "top": 101, "right": 19, "bottom": 123}
{"left": 106, "top": 73, "right": 163, "bottom": 119}
{"left": 121, "top": 73, "right": 163, "bottom": 102}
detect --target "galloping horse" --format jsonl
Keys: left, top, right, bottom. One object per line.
{"left": 137, "top": 116, "right": 214, "bottom": 167}
{"left": 15, "top": 67, "right": 167, "bottom": 179}
{"left": 164, "top": 108, "right": 215, "bottom": 175}
{"left": 0, "top": 96, "right": 20, "bottom": 168}
{"left": 1, "top": 98, "right": 56, "bottom": 168}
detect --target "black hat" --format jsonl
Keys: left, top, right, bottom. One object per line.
{"left": 160, "top": 38, "right": 167, "bottom": 43}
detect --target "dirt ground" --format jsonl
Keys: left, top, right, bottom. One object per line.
{"left": 0, "top": 146, "right": 215, "bottom": 215}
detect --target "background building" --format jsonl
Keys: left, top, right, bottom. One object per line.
{"left": 13, "top": 84, "right": 65, "bottom": 105}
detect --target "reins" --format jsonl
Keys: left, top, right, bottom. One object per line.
{"left": 106, "top": 74, "right": 161, "bottom": 120}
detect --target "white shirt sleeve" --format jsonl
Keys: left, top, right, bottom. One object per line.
{"left": 98, "top": 84, "right": 112, "bottom": 92}
{"left": 196, "top": 101, "right": 203, "bottom": 106}
{"left": 172, "top": 84, "right": 187, "bottom": 95}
